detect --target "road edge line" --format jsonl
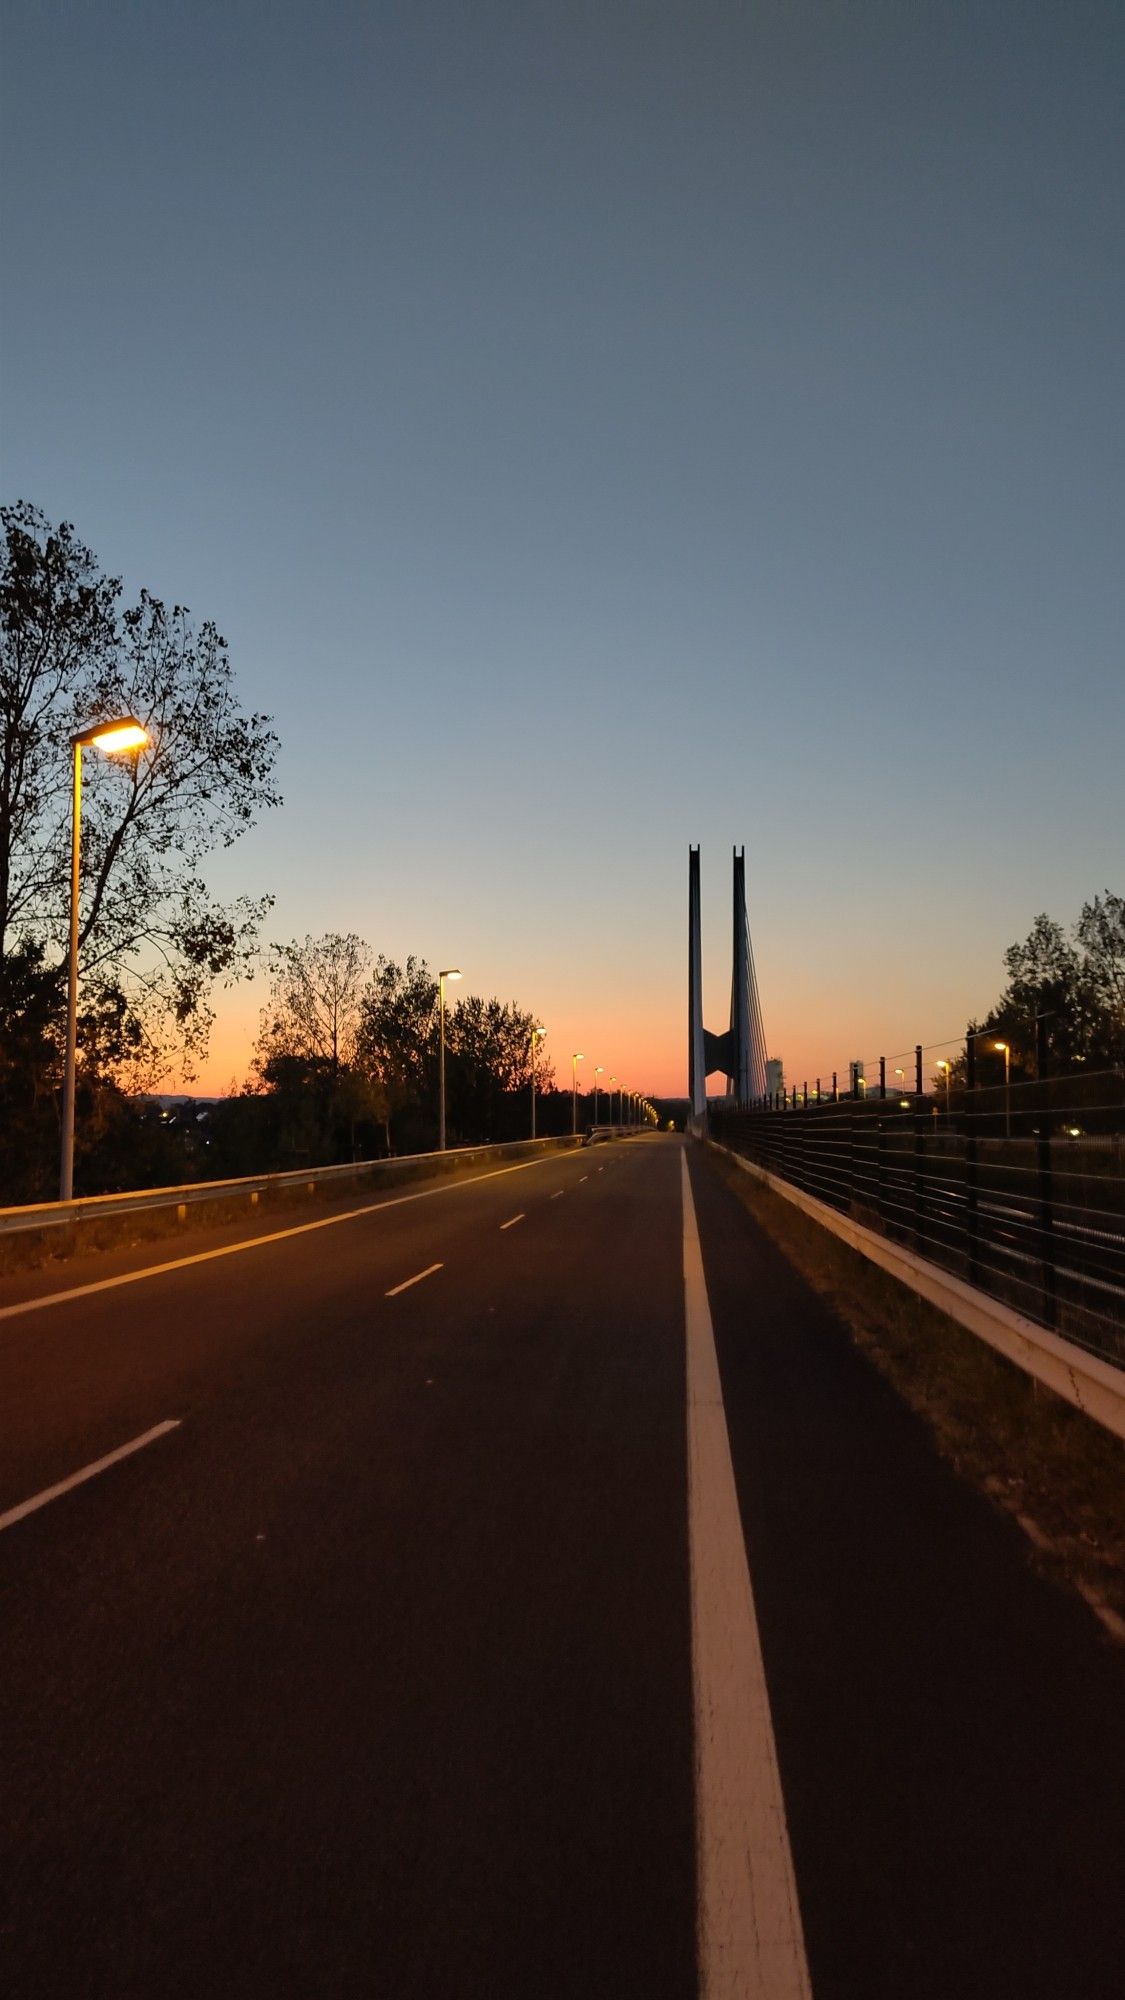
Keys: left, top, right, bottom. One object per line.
{"left": 682, "top": 1151, "right": 812, "bottom": 2000}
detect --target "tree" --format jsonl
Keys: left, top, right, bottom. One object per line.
{"left": 968, "top": 895, "right": 1125, "bottom": 1078}
{"left": 0, "top": 503, "right": 280, "bottom": 1086}
{"left": 254, "top": 933, "right": 372, "bottom": 1082}
{"left": 355, "top": 955, "right": 440, "bottom": 1147}
{"left": 446, "top": 994, "right": 554, "bottom": 1141}
{"left": 1075, "top": 892, "right": 1125, "bottom": 1066}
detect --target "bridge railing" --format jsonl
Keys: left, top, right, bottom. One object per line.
{"left": 710, "top": 1070, "right": 1125, "bottom": 1373}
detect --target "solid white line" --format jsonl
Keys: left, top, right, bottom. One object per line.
{"left": 500, "top": 1214, "right": 525, "bottom": 1231}
{"left": 0, "top": 1420, "right": 181, "bottom": 1534}
{"left": 0, "top": 1156, "right": 565, "bottom": 1327}
{"left": 385, "top": 1262, "right": 443, "bottom": 1298}
{"left": 681, "top": 1153, "right": 812, "bottom": 2000}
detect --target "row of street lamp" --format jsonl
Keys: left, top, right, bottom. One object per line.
{"left": 60, "top": 720, "right": 655, "bottom": 1196}
{"left": 567, "top": 1051, "right": 654, "bottom": 1135}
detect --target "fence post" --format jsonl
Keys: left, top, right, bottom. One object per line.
{"left": 965, "top": 1031, "right": 980, "bottom": 1286}
{"left": 915, "top": 1043, "right": 923, "bottom": 1096}
{"left": 832, "top": 1071, "right": 838, "bottom": 1104}
{"left": 1037, "top": 1125, "right": 1058, "bottom": 1328}
{"left": 879, "top": 1056, "right": 886, "bottom": 1100}
{"left": 913, "top": 1101, "right": 925, "bottom": 1251}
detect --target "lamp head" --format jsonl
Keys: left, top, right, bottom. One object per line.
{"left": 75, "top": 717, "right": 149, "bottom": 754}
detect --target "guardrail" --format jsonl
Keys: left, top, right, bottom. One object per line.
{"left": 709, "top": 1090, "right": 1125, "bottom": 1374}
{"left": 0, "top": 1134, "right": 584, "bottom": 1244}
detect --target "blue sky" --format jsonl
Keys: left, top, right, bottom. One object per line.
{"left": 3, "top": 0, "right": 1122, "bottom": 1094}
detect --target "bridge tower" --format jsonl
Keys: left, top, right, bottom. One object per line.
{"left": 688, "top": 845, "right": 768, "bottom": 1117}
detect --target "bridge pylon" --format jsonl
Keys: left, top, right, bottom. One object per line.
{"left": 688, "top": 845, "right": 768, "bottom": 1119}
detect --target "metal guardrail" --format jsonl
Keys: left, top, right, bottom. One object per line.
{"left": 710, "top": 1085, "right": 1125, "bottom": 1374}
{"left": 0, "top": 1135, "right": 583, "bottom": 1241}
{"left": 709, "top": 1139, "right": 1125, "bottom": 1443}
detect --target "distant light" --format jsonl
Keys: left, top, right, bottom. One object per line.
{"left": 994, "top": 1040, "right": 1008, "bottom": 1053}
{"left": 1067, "top": 1126, "right": 1082, "bottom": 1138}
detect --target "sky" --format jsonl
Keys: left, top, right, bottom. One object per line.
{"left": 3, "top": 0, "right": 1122, "bottom": 1099}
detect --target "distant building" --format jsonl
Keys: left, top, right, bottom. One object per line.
{"left": 766, "top": 1058, "right": 784, "bottom": 1095}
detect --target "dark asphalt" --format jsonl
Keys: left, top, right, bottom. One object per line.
{"left": 1, "top": 1136, "right": 1121, "bottom": 1997}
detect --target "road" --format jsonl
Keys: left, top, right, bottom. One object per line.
{"left": 1, "top": 1136, "right": 1122, "bottom": 1997}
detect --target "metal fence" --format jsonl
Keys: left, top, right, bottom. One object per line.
{"left": 710, "top": 1070, "right": 1125, "bottom": 1372}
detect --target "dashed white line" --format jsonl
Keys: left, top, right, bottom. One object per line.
{"left": 579, "top": 1175, "right": 589, "bottom": 1182}
{"left": 0, "top": 1420, "right": 181, "bottom": 1535}
{"left": 385, "top": 1262, "right": 443, "bottom": 1297}
{"left": 0, "top": 1155, "right": 584, "bottom": 1329}
{"left": 682, "top": 1152, "right": 812, "bottom": 1999}
{"left": 550, "top": 1190, "right": 565, "bottom": 1200}
{"left": 500, "top": 1214, "right": 525, "bottom": 1231}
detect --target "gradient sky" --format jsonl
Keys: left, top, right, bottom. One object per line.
{"left": 3, "top": 0, "right": 1122, "bottom": 1099}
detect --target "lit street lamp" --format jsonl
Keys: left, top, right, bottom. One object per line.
{"left": 609, "top": 1076, "right": 617, "bottom": 1126}
{"left": 61, "top": 717, "right": 150, "bottom": 1200}
{"left": 593, "top": 1065, "right": 603, "bottom": 1124}
{"left": 936, "top": 1059, "right": 952, "bottom": 1119}
{"left": 995, "top": 1040, "right": 1011, "bottom": 1138}
{"left": 571, "top": 1052, "right": 584, "bottom": 1134}
{"left": 438, "top": 967, "right": 462, "bottom": 1150}
{"left": 530, "top": 1024, "right": 546, "bottom": 1138}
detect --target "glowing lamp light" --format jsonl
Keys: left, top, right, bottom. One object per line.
{"left": 78, "top": 718, "right": 149, "bottom": 754}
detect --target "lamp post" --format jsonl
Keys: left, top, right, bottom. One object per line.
{"left": 571, "top": 1052, "right": 584, "bottom": 1134}
{"left": 609, "top": 1076, "right": 617, "bottom": 1127}
{"left": 936, "top": 1059, "right": 952, "bottom": 1119}
{"left": 530, "top": 1025, "right": 546, "bottom": 1138}
{"left": 995, "top": 1040, "right": 1011, "bottom": 1138}
{"left": 593, "top": 1065, "right": 603, "bottom": 1124}
{"left": 438, "top": 967, "right": 461, "bottom": 1150}
{"left": 60, "top": 717, "right": 150, "bottom": 1201}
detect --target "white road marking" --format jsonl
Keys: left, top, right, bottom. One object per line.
{"left": 385, "top": 1262, "right": 443, "bottom": 1297}
{"left": 0, "top": 1420, "right": 181, "bottom": 1535}
{"left": 0, "top": 1156, "right": 567, "bottom": 1327}
{"left": 550, "top": 1190, "right": 565, "bottom": 1200}
{"left": 681, "top": 1152, "right": 812, "bottom": 2000}
{"left": 579, "top": 1175, "right": 589, "bottom": 1182}
{"left": 500, "top": 1214, "right": 525, "bottom": 1230}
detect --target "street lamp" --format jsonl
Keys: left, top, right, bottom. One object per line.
{"left": 61, "top": 717, "right": 150, "bottom": 1200}
{"left": 571, "top": 1052, "right": 584, "bottom": 1134}
{"left": 609, "top": 1076, "right": 617, "bottom": 1126}
{"left": 530, "top": 1024, "right": 546, "bottom": 1138}
{"left": 995, "top": 1040, "right": 1011, "bottom": 1138}
{"left": 936, "top": 1059, "right": 952, "bottom": 1119}
{"left": 593, "top": 1065, "right": 604, "bottom": 1124}
{"left": 438, "top": 967, "right": 462, "bottom": 1150}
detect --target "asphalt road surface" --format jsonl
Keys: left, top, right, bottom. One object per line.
{"left": 1, "top": 1136, "right": 1122, "bottom": 1998}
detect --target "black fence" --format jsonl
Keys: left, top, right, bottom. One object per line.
{"left": 710, "top": 1069, "right": 1125, "bottom": 1372}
